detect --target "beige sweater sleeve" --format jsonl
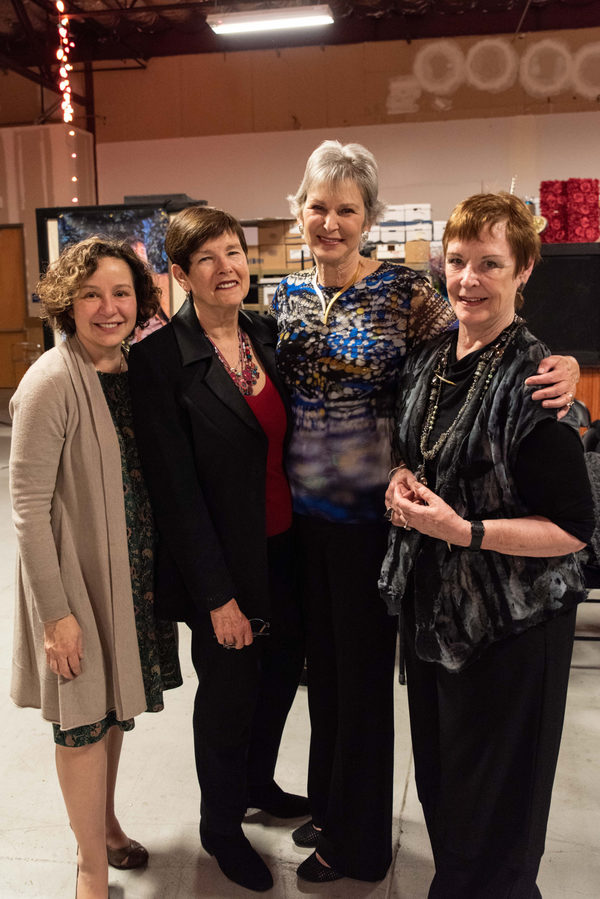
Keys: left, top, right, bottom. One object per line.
{"left": 9, "top": 358, "right": 73, "bottom": 623}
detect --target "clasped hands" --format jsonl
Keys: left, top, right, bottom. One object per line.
{"left": 385, "top": 468, "right": 471, "bottom": 547}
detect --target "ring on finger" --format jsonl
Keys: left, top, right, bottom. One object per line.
{"left": 223, "top": 640, "right": 235, "bottom": 649}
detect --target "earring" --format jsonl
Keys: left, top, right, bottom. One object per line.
{"left": 298, "top": 222, "right": 304, "bottom": 235}
{"left": 361, "top": 230, "right": 369, "bottom": 243}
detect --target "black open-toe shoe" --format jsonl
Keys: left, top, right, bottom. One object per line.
{"left": 297, "top": 851, "right": 344, "bottom": 883}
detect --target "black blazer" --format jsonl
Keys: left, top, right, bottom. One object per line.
{"left": 129, "top": 297, "right": 292, "bottom": 623}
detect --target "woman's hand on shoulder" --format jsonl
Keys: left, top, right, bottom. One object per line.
{"left": 525, "top": 354, "right": 580, "bottom": 418}
{"left": 43, "top": 614, "right": 83, "bottom": 679}
{"left": 210, "top": 598, "right": 253, "bottom": 650}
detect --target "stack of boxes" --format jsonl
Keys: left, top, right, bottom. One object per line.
{"left": 372, "top": 204, "right": 446, "bottom": 267}
{"left": 243, "top": 220, "right": 312, "bottom": 276}
{"left": 241, "top": 204, "right": 452, "bottom": 309}
{"left": 242, "top": 219, "right": 313, "bottom": 307}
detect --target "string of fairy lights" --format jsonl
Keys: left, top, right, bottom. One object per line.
{"left": 55, "top": 1, "right": 79, "bottom": 203}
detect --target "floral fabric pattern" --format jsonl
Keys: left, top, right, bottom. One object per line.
{"left": 54, "top": 371, "right": 181, "bottom": 747}
{"left": 272, "top": 262, "right": 455, "bottom": 522}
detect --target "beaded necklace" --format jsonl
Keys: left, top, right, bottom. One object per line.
{"left": 415, "top": 317, "right": 521, "bottom": 485}
{"left": 206, "top": 327, "right": 259, "bottom": 396}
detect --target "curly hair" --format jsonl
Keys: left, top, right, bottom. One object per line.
{"left": 37, "top": 236, "right": 162, "bottom": 337}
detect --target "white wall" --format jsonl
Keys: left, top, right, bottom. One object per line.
{"left": 0, "top": 124, "right": 95, "bottom": 311}
{"left": 97, "top": 111, "right": 600, "bottom": 222}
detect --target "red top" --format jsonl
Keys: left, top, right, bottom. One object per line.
{"left": 245, "top": 374, "right": 292, "bottom": 537}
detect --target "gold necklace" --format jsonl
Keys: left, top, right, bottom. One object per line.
{"left": 312, "top": 261, "right": 363, "bottom": 325}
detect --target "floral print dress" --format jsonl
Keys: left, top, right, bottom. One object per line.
{"left": 53, "top": 372, "right": 181, "bottom": 747}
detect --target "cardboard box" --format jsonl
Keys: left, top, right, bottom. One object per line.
{"left": 285, "top": 221, "right": 303, "bottom": 241}
{"left": 367, "top": 225, "right": 381, "bottom": 242}
{"left": 433, "top": 221, "right": 447, "bottom": 241}
{"left": 380, "top": 225, "right": 406, "bottom": 243}
{"left": 405, "top": 239, "right": 430, "bottom": 264}
{"left": 406, "top": 222, "right": 433, "bottom": 241}
{"left": 243, "top": 226, "right": 259, "bottom": 246}
{"left": 382, "top": 204, "right": 405, "bottom": 224}
{"left": 376, "top": 242, "right": 405, "bottom": 260}
{"left": 257, "top": 221, "right": 288, "bottom": 246}
{"left": 286, "top": 244, "right": 313, "bottom": 265}
{"left": 259, "top": 243, "right": 287, "bottom": 273}
{"left": 404, "top": 204, "right": 432, "bottom": 223}
{"left": 258, "top": 278, "right": 283, "bottom": 307}
{"left": 246, "top": 246, "right": 264, "bottom": 276}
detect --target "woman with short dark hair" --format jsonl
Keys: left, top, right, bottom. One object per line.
{"left": 129, "top": 205, "right": 307, "bottom": 893}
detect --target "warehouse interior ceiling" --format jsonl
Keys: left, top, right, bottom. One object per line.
{"left": 1, "top": 0, "right": 600, "bottom": 74}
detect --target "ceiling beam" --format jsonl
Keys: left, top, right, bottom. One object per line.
{"left": 0, "top": 51, "right": 87, "bottom": 105}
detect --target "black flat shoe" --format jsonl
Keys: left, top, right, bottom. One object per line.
{"left": 292, "top": 820, "right": 321, "bottom": 848}
{"left": 247, "top": 781, "right": 310, "bottom": 818}
{"left": 200, "top": 829, "right": 273, "bottom": 892}
{"left": 297, "top": 851, "right": 344, "bottom": 883}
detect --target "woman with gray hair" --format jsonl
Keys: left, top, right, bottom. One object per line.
{"left": 271, "top": 140, "right": 580, "bottom": 883}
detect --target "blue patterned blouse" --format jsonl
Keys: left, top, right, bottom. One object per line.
{"left": 272, "top": 262, "right": 456, "bottom": 523}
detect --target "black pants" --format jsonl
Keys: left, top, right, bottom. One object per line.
{"left": 404, "top": 601, "right": 577, "bottom": 899}
{"left": 296, "top": 514, "right": 397, "bottom": 881}
{"left": 189, "top": 530, "right": 305, "bottom": 835}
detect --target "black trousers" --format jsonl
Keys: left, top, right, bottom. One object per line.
{"left": 296, "top": 515, "right": 397, "bottom": 881}
{"left": 188, "top": 530, "right": 305, "bottom": 835}
{"left": 404, "top": 600, "right": 577, "bottom": 899}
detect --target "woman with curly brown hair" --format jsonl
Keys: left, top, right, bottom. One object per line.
{"left": 9, "top": 236, "right": 181, "bottom": 899}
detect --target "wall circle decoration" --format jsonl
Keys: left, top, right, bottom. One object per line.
{"left": 413, "top": 40, "right": 465, "bottom": 96}
{"left": 572, "top": 42, "right": 600, "bottom": 100}
{"left": 465, "top": 38, "right": 519, "bottom": 93}
{"left": 519, "top": 39, "right": 573, "bottom": 97}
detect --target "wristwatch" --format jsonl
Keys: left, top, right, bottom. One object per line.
{"left": 468, "top": 520, "right": 485, "bottom": 550}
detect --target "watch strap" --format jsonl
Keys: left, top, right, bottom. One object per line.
{"left": 468, "top": 520, "right": 485, "bottom": 550}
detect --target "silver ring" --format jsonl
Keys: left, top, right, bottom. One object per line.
{"left": 403, "top": 524, "right": 411, "bottom": 531}
{"left": 223, "top": 641, "right": 235, "bottom": 649}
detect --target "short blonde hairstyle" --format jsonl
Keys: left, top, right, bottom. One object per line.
{"left": 37, "top": 236, "right": 161, "bottom": 337}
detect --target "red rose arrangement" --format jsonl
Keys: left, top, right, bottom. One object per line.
{"left": 540, "top": 180, "right": 567, "bottom": 243}
{"left": 566, "top": 178, "right": 599, "bottom": 242}
{"left": 540, "top": 178, "right": 599, "bottom": 243}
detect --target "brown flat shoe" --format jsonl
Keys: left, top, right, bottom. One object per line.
{"left": 107, "top": 839, "right": 149, "bottom": 870}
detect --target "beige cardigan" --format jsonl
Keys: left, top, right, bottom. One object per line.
{"left": 9, "top": 336, "right": 147, "bottom": 730}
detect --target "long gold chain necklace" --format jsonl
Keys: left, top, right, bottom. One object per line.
{"left": 415, "top": 318, "right": 521, "bottom": 485}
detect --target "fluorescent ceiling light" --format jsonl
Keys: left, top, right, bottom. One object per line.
{"left": 207, "top": 5, "right": 334, "bottom": 35}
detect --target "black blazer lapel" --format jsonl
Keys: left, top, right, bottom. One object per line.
{"left": 172, "top": 297, "right": 264, "bottom": 438}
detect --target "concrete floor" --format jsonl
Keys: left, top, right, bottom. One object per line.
{"left": 0, "top": 387, "right": 598, "bottom": 898}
